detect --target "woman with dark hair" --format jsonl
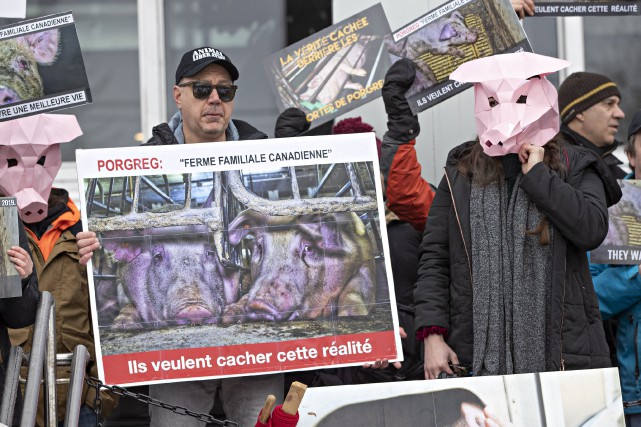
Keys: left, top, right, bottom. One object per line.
{"left": 414, "top": 52, "right": 622, "bottom": 379}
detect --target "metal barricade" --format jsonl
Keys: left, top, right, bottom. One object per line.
{"left": 0, "top": 346, "right": 24, "bottom": 424}
{"left": 63, "top": 345, "right": 89, "bottom": 427}
{"left": 21, "top": 291, "right": 55, "bottom": 427}
{"left": 15, "top": 290, "right": 91, "bottom": 427}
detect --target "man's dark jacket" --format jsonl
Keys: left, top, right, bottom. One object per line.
{"left": 414, "top": 140, "right": 622, "bottom": 372}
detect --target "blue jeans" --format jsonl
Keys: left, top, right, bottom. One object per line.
{"left": 58, "top": 405, "right": 99, "bottom": 427}
{"left": 149, "top": 374, "right": 284, "bottom": 427}
{"left": 627, "top": 413, "right": 641, "bottom": 427}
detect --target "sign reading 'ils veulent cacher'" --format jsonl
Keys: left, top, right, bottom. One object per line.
{"left": 385, "top": 0, "right": 531, "bottom": 114}
{"left": 0, "top": 11, "right": 91, "bottom": 122}
{"left": 76, "top": 134, "right": 402, "bottom": 386}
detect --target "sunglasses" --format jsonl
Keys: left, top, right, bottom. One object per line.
{"left": 178, "top": 82, "right": 238, "bottom": 102}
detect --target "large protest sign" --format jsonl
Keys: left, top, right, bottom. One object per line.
{"left": 386, "top": 0, "right": 531, "bottom": 114}
{"left": 264, "top": 4, "right": 392, "bottom": 128}
{"left": 0, "top": 12, "right": 91, "bottom": 122}
{"left": 297, "top": 368, "right": 624, "bottom": 426}
{"left": 535, "top": 0, "right": 639, "bottom": 16}
{"left": 591, "top": 180, "right": 641, "bottom": 264}
{"left": 76, "top": 133, "right": 401, "bottom": 386}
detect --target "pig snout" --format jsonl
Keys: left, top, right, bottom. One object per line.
{"left": 245, "top": 279, "right": 299, "bottom": 321}
{"left": 0, "top": 85, "right": 21, "bottom": 105}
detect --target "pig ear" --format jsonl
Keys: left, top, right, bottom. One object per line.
{"left": 17, "top": 29, "right": 61, "bottom": 65}
{"left": 228, "top": 209, "right": 266, "bottom": 245}
{"left": 102, "top": 238, "right": 143, "bottom": 263}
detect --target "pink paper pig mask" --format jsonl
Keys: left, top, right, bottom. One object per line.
{"left": 0, "top": 114, "right": 82, "bottom": 223}
{"left": 450, "top": 52, "right": 571, "bottom": 156}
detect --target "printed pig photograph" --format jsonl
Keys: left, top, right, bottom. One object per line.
{"left": 264, "top": 3, "right": 392, "bottom": 128}
{"left": 386, "top": 0, "right": 531, "bottom": 113}
{"left": 77, "top": 134, "right": 400, "bottom": 386}
{"left": 0, "top": 12, "right": 91, "bottom": 121}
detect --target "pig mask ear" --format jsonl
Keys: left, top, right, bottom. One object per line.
{"left": 16, "top": 29, "right": 61, "bottom": 65}
{"left": 228, "top": 209, "right": 268, "bottom": 245}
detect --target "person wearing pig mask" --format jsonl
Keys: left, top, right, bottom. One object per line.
{"left": 2, "top": 114, "right": 117, "bottom": 426}
{"left": 77, "top": 47, "right": 283, "bottom": 427}
{"left": 414, "top": 52, "right": 622, "bottom": 380}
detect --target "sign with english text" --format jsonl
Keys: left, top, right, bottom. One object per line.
{"left": 0, "top": 12, "right": 91, "bottom": 122}
{"left": 76, "top": 133, "right": 401, "bottom": 386}
{"left": 264, "top": 4, "right": 392, "bottom": 129}
{"left": 386, "top": 0, "right": 531, "bottom": 114}
{"left": 591, "top": 180, "right": 641, "bottom": 264}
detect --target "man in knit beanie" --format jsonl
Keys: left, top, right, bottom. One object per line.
{"left": 558, "top": 71, "right": 626, "bottom": 178}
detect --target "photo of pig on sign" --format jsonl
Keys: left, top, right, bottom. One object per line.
{"left": 264, "top": 4, "right": 392, "bottom": 129}
{"left": 75, "top": 133, "right": 402, "bottom": 386}
{"left": 0, "top": 11, "right": 91, "bottom": 122}
{"left": 591, "top": 180, "right": 641, "bottom": 265}
{"left": 386, "top": 0, "right": 531, "bottom": 114}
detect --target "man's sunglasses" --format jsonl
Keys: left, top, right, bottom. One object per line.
{"left": 178, "top": 82, "right": 237, "bottom": 102}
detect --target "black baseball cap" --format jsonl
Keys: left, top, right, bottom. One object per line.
{"left": 175, "top": 47, "right": 239, "bottom": 84}
{"left": 629, "top": 109, "right": 641, "bottom": 141}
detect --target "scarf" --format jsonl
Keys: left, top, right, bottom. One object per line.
{"left": 166, "top": 111, "right": 240, "bottom": 143}
{"left": 470, "top": 174, "right": 553, "bottom": 376}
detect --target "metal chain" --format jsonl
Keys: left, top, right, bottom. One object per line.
{"left": 84, "top": 376, "right": 239, "bottom": 427}
{"left": 89, "top": 377, "right": 103, "bottom": 427}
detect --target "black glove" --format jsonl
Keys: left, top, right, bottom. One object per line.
{"left": 144, "top": 123, "right": 179, "bottom": 146}
{"left": 274, "top": 107, "right": 311, "bottom": 138}
{"left": 383, "top": 58, "right": 420, "bottom": 142}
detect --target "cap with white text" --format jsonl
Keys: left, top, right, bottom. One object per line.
{"left": 175, "top": 47, "right": 239, "bottom": 84}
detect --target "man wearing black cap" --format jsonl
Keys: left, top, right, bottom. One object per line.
{"left": 558, "top": 71, "right": 627, "bottom": 178}
{"left": 77, "top": 46, "right": 283, "bottom": 426}
{"left": 591, "top": 109, "right": 641, "bottom": 427}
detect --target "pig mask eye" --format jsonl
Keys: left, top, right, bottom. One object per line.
{"left": 7, "top": 158, "right": 18, "bottom": 168}
{"left": 37, "top": 155, "right": 46, "bottom": 166}
{"left": 488, "top": 97, "right": 498, "bottom": 108}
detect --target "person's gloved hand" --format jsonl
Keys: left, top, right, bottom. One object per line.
{"left": 383, "top": 58, "right": 420, "bottom": 142}
{"left": 274, "top": 107, "right": 311, "bottom": 138}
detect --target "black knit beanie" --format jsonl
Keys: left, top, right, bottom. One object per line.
{"left": 558, "top": 72, "right": 621, "bottom": 124}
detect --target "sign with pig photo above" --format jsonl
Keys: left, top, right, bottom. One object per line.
{"left": 76, "top": 133, "right": 402, "bottom": 386}
{"left": 264, "top": 4, "right": 392, "bottom": 129}
{"left": 590, "top": 180, "right": 641, "bottom": 265}
{"left": 386, "top": 0, "right": 531, "bottom": 114}
{"left": 0, "top": 12, "right": 91, "bottom": 122}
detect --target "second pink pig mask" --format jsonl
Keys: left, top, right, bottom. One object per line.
{"left": 450, "top": 52, "right": 571, "bottom": 157}
{"left": 0, "top": 114, "right": 82, "bottom": 223}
